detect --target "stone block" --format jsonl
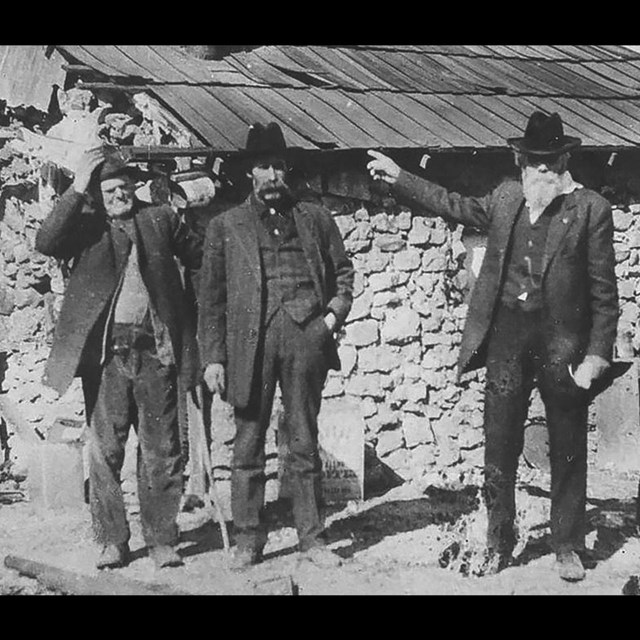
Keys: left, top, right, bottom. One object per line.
{"left": 344, "top": 319, "right": 378, "bottom": 347}
{"left": 368, "top": 271, "right": 410, "bottom": 292}
{"left": 431, "top": 416, "right": 459, "bottom": 443}
{"left": 365, "top": 249, "right": 390, "bottom": 273}
{"left": 408, "top": 217, "right": 432, "bottom": 245}
{"left": 322, "top": 375, "right": 344, "bottom": 398}
{"left": 394, "top": 248, "right": 422, "bottom": 271}
{"left": 353, "top": 271, "right": 365, "bottom": 298}
{"left": 422, "top": 248, "right": 448, "bottom": 272}
{"left": 371, "top": 212, "right": 398, "bottom": 233}
{"left": 382, "top": 448, "right": 410, "bottom": 477}
{"left": 360, "top": 397, "right": 378, "bottom": 418}
{"left": 458, "top": 426, "right": 484, "bottom": 450}
{"left": 334, "top": 215, "right": 357, "bottom": 238}
{"left": 345, "top": 373, "right": 384, "bottom": 398}
{"left": 613, "top": 209, "right": 634, "bottom": 231}
{"left": 392, "top": 381, "right": 428, "bottom": 405}
{"left": 436, "top": 438, "right": 461, "bottom": 467}
{"left": 376, "top": 427, "right": 404, "bottom": 457}
{"left": 375, "top": 235, "right": 406, "bottom": 253}
{"left": 429, "top": 227, "right": 447, "bottom": 245}
{"left": 396, "top": 210, "right": 412, "bottom": 230}
{"left": 349, "top": 290, "right": 373, "bottom": 321}
{"left": 358, "top": 345, "right": 401, "bottom": 373}
{"left": 367, "top": 406, "right": 399, "bottom": 433}
{"left": 402, "top": 414, "right": 434, "bottom": 448}
{"left": 354, "top": 207, "right": 369, "bottom": 221}
{"left": 372, "top": 291, "right": 403, "bottom": 308}
{"left": 337, "top": 344, "right": 357, "bottom": 375}
{"left": 409, "top": 443, "right": 437, "bottom": 471}
{"left": 381, "top": 307, "right": 421, "bottom": 345}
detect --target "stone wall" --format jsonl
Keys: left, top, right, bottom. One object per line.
{"left": 2, "top": 132, "right": 640, "bottom": 497}
{"left": 313, "top": 162, "right": 640, "bottom": 489}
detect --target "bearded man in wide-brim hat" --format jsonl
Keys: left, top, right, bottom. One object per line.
{"left": 367, "top": 111, "right": 619, "bottom": 582}
{"left": 198, "top": 123, "right": 354, "bottom": 570}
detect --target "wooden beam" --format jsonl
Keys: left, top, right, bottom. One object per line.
{"left": 123, "top": 145, "right": 218, "bottom": 159}
{"left": 61, "top": 64, "right": 100, "bottom": 73}
{"left": 4, "top": 555, "right": 193, "bottom": 596}
{"left": 75, "top": 81, "right": 148, "bottom": 92}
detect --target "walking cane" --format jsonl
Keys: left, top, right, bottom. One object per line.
{"left": 191, "top": 385, "right": 231, "bottom": 554}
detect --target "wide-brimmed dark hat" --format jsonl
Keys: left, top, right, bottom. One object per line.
{"left": 243, "top": 122, "right": 287, "bottom": 163}
{"left": 507, "top": 111, "right": 581, "bottom": 156}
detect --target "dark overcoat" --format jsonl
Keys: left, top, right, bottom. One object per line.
{"left": 395, "top": 171, "right": 619, "bottom": 376}
{"left": 197, "top": 197, "right": 354, "bottom": 409}
{"left": 35, "top": 188, "right": 202, "bottom": 395}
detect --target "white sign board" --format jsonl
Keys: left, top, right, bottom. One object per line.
{"left": 279, "top": 398, "right": 365, "bottom": 504}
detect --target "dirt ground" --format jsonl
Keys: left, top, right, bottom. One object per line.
{"left": 1, "top": 466, "right": 639, "bottom": 596}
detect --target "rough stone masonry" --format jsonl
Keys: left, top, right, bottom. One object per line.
{"left": 1, "top": 93, "right": 639, "bottom": 500}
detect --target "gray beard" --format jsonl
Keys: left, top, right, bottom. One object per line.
{"left": 521, "top": 167, "right": 566, "bottom": 216}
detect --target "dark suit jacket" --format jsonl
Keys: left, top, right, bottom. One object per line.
{"left": 198, "top": 196, "right": 354, "bottom": 409}
{"left": 36, "top": 188, "right": 202, "bottom": 395}
{"left": 395, "top": 170, "right": 619, "bottom": 377}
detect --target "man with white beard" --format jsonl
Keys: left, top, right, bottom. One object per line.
{"left": 367, "top": 111, "right": 619, "bottom": 582}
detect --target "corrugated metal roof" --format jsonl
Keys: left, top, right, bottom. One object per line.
{"left": 6, "top": 44, "right": 640, "bottom": 153}
{"left": 0, "top": 46, "right": 66, "bottom": 111}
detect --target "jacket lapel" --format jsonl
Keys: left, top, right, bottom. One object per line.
{"left": 541, "top": 194, "right": 578, "bottom": 276}
{"left": 494, "top": 187, "right": 525, "bottom": 268}
{"left": 230, "top": 201, "right": 261, "bottom": 286}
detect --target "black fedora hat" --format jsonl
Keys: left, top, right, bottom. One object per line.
{"left": 243, "top": 122, "right": 287, "bottom": 162}
{"left": 507, "top": 111, "right": 581, "bottom": 156}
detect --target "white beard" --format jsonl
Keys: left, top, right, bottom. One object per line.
{"left": 521, "top": 166, "right": 567, "bottom": 221}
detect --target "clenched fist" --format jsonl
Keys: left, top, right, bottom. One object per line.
{"left": 203, "top": 363, "right": 226, "bottom": 396}
{"left": 570, "top": 355, "right": 610, "bottom": 390}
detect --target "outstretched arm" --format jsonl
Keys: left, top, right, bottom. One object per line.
{"left": 367, "top": 150, "right": 494, "bottom": 232}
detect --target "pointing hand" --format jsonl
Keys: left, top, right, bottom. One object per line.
{"left": 367, "top": 150, "right": 401, "bottom": 185}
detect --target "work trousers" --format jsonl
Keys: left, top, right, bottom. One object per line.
{"left": 483, "top": 304, "right": 589, "bottom": 555}
{"left": 82, "top": 324, "right": 183, "bottom": 549}
{"left": 232, "top": 308, "right": 330, "bottom": 552}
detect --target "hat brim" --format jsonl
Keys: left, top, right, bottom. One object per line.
{"left": 98, "top": 165, "right": 143, "bottom": 183}
{"left": 507, "top": 136, "right": 582, "bottom": 155}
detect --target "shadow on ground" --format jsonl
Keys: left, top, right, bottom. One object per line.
{"left": 177, "top": 447, "right": 481, "bottom": 562}
{"left": 514, "top": 484, "right": 640, "bottom": 570}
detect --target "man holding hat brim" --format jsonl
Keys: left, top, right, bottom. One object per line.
{"left": 198, "top": 123, "right": 354, "bottom": 570}
{"left": 36, "top": 146, "right": 202, "bottom": 570}
{"left": 367, "top": 111, "right": 619, "bottom": 582}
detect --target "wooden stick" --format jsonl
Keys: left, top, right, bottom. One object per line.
{"left": 191, "top": 386, "right": 231, "bottom": 554}
{"left": 4, "top": 555, "right": 192, "bottom": 596}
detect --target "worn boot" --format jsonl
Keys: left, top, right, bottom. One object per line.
{"left": 229, "top": 547, "right": 263, "bottom": 572}
{"left": 555, "top": 551, "right": 586, "bottom": 582}
{"left": 299, "top": 546, "right": 342, "bottom": 569}
{"left": 96, "top": 543, "right": 130, "bottom": 570}
{"left": 149, "top": 545, "right": 184, "bottom": 569}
